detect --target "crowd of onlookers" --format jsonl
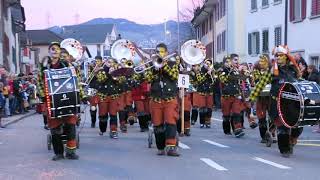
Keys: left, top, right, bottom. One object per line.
{"left": 0, "top": 70, "right": 37, "bottom": 128}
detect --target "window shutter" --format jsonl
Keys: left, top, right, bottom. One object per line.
{"left": 290, "top": 0, "right": 295, "bottom": 21}
{"left": 302, "top": 0, "right": 307, "bottom": 19}
{"left": 256, "top": 32, "right": 260, "bottom": 54}
{"left": 248, "top": 33, "right": 252, "bottom": 55}
{"left": 311, "top": 0, "right": 320, "bottom": 16}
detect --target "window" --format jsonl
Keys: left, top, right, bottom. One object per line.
{"left": 217, "top": 32, "right": 226, "bottom": 54}
{"left": 274, "top": 27, "right": 282, "bottom": 46}
{"left": 220, "top": 0, "right": 226, "bottom": 17}
{"left": 217, "top": 34, "right": 220, "bottom": 53}
{"left": 97, "top": 45, "right": 101, "bottom": 56}
{"left": 222, "top": 31, "right": 226, "bottom": 52}
{"left": 251, "top": 0, "right": 258, "bottom": 11}
{"left": 248, "top": 32, "right": 260, "bottom": 55}
{"left": 311, "top": 56, "right": 320, "bottom": 71}
{"left": 274, "top": 0, "right": 282, "bottom": 4}
{"left": 262, "top": 30, "right": 269, "bottom": 53}
{"left": 311, "top": 0, "right": 320, "bottom": 17}
{"left": 262, "top": 0, "right": 269, "bottom": 7}
{"left": 290, "top": 0, "right": 306, "bottom": 22}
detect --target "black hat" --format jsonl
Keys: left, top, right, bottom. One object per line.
{"left": 48, "top": 42, "right": 60, "bottom": 49}
{"left": 95, "top": 55, "right": 102, "bottom": 60}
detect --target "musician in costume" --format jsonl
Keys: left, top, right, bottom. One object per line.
{"left": 192, "top": 59, "right": 214, "bottom": 128}
{"left": 190, "top": 64, "right": 200, "bottom": 126}
{"left": 38, "top": 42, "right": 84, "bottom": 160}
{"left": 145, "top": 43, "right": 180, "bottom": 156}
{"left": 89, "top": 58, "right": 121, "bottom": 139}
{"left": 250, "top": 55, "right": 276, "bottom": 143}
{"left": 238, "top": 63, "right": 257, "bottom": 129}
{"left": 219, "top": 54, "right": 245, "bottom": 137}
{"left": 88, "top": 56, "right": 103, "bottom": 128}
{"left": 249, "top": 45, "right": 303, "bottom": 157}
{"left": 131, "top": 72, "right": 151, "bottom": 132}
{"left": 117, "top": 58, "right": 136, "bottom": 133}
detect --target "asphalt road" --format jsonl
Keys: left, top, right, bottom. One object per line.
{"left": 0, "top": 109, "right": 319, "bottom": 180}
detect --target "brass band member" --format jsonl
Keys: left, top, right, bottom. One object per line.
{"left": 88, "top": 56, "right": 103, "bottom": 128}
{"left": 118, "top": 58, "right": 135, "bottom": 133}
{"left": 250, "top": 45, "right": 303, "bottom": 157}
{"left": 190, "top": 64, "right": 200, "bottom": 126}
{"left": 219, "top": 54, "right": 245, "bottom": 137}
{"left": 38, "top": 42, "right": 84, "bottom": 160}
{"left": 192, "top": 59, "right": 214, "bottom": 128}
{"left": 131, "top": 72, "right": 151, "bottom": 132}
{"left": 90, "top": 58, "right": 120, "bottom": 139}
{"left": 145, "top": 43, "right": 180, "bottom": 156}
{"left": 238, "top": 63, "right": 257, "bottom": 129}
{"left": 250, "top": 55, "right": 275, "bottom": 143}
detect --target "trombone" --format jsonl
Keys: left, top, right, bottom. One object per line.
{"left": 134, "top": 53, "right": 177, "bottom": 74}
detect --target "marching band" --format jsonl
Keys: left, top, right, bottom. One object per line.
{"left": 36, "top": 37, "right": 320, "bottom": 161}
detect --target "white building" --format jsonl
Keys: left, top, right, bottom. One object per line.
{"left": 61, "top": 24, "right": 118, "bottom": 58}
{"left": 1, "top": 0, "right": 26, "bottom": 74}
{"left": 288, "top": 0, "right": 320, "bottom": 69}
{"left": 246, "top": 0, "right": 285, "bottom": 63}
{"left": 192, "top": 0, "right": 247, "bottom": 63}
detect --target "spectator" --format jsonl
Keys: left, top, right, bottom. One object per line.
{"left": 0, "top": 82, "right": 5, "bottom": 128}
{"left": 298, "top": 60, "right": 309, "bottom": 80}
{"left": 307, "top": 65, "right": 320, "bottom": 84}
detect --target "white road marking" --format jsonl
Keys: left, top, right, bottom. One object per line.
{"left": 298, "top": 140, "right": 320, "bottom": 142}
{"left": 211, "top": 118, "right": 223, "bottom": 122}
{"left": 203, "top": 140, "right": 229, "bottom": 148}
{"left": 200, "top": 158, "right": 228, "bottom": 171}
{"left": 253, "top": 157, "right": 291, "bottom": 169}
{"left": 178, "top": 142, "right": 191, "bottom": 149}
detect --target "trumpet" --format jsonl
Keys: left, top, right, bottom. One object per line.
{"left": 134, "top": 53, "right": 177, "bottom": 73}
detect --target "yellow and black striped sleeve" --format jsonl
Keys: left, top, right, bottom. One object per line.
{"left": 163, "top": 62, "right": 179, "bottom": 81}
{"left": 144, "top": 69, "right": 155, "bottom": 83}
{"left": 195, "top": 72, "right": 207, "bottom": 84}
{"left": 249, "top": 72, "right": 272, "bottom": 101}
{"left": 218, "top": 71, "right": 229, "bottom": 83}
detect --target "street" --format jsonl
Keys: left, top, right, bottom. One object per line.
{"left": 0, "top": 110, "right": 319, "bottom": 180}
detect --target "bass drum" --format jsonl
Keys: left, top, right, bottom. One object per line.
{"left": 278, "top": 81, "right": 320, "bottom": 128}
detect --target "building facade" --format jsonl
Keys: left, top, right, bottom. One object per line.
{"left": 192, "top": 0, "right": 247, "bottom": 63}
{"left": 246, "top": 0, "right": 285, "bottom": 63}
{"left": 288, "top": 0, "right": 320, "bottom": 69}
{"left": 0, "top": 0, "right": 26, "bottom": 74}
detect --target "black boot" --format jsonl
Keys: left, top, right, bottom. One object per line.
{"left": 154, "top": 125, "right": 166, "bottom": 151}
{"left": 222, "top": 116, "right": 231, "bottom": 135}
{"left": 258, "top": 118, "right": 267, "bottom": 143}
{"left": 205, "top": 108, "right": 212, "bottom": 128}
{"left": 65, "top": 148, "right": 79, "bottom": 160}
{"left": 98, "top": 116, "right": 108, "bottom": 135}
{"left": 90, "top": 110, "right": 97, "bottom": 128}
{"left": 278, "top": 133, "right": 290, "bottom": 156}
{"left": 51, "top": 133, "right": 64, "bottom": 160}
{"left": 191, "top": 108, "right": 198, "bottom": 125}
{"left": 138, "top": 115, "right": 148, "bottom": 132}
{"left": 43, "top": 115, "right": 49, "bottom": 130}
{"left": 199, "top": 111, "right": 206, "bottom": 128}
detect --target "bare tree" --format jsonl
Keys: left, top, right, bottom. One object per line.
{"left": 179, "top": 0, "right": 206, "bottom": 21}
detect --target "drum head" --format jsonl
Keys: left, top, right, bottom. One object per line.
{"left": 278, "top": 83, "right": 301, "bottom": 128}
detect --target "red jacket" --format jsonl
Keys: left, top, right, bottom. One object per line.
{"left": 132, "top": 81, "right": 150, "bottom": 101}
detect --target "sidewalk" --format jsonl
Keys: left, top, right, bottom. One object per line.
{"left": 2, "top": 110, "right": 37, "bottom": 128}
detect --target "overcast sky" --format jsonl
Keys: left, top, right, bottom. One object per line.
{"left": 22, "top": 0, "right": 195, "bottom": 30}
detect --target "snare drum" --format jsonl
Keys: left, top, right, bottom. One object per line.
{"left": 278, "top": 81, "right": 320, "bottom": 128}
{"left": 259, "top": 84, "right": 271, "bottom": 97}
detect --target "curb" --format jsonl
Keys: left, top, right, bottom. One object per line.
{"left": 3, "top": 111, "right": 37, "bottom": 128}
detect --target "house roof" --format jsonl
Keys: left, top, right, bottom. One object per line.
{"left": 26, "top": 30, "right": 63, "bottom": 45}
{"left": 61, "top": 24, "right": 115, "bottom": 44}
{"left": 191, "top": 0, "right": 217, "bottom": 26}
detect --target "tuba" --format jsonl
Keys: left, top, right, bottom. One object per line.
{"left": 60, "top": 38, "right": 84, "bottom": 61}
{"left": 110, "top": 39, "right": 136, "bottom": 76}
{"left": 181, "top": 40, "right": 206, "bottom": 66}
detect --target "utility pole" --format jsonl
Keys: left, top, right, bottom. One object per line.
{"left": 284, "top": 0, "right": 288, "bottom": 45}
{"left": 177, "top": 0, "right": 181, "bottom": 54}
